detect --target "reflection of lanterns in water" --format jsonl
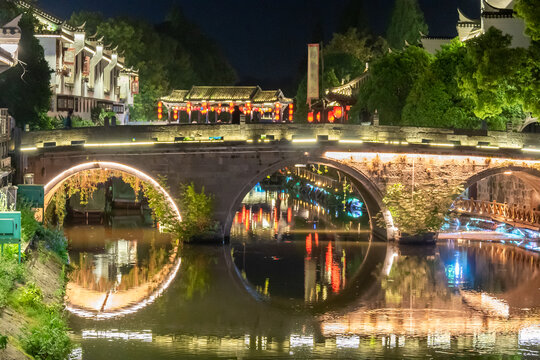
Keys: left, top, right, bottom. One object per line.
{"left": 326, "top": 243, "right": 333, "bottom": 279}
{"left": 324, "top": 242, "right": 344, "bottom": 293}
{"left": 306, "top": 234, "right": 312, "bottom": 257}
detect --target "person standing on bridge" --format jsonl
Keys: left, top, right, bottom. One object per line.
{"left": 231, "top": 106, "right": 241, "bottom": 124}
{"left": 64, "top": 109, "right": 73, "bottom": 129}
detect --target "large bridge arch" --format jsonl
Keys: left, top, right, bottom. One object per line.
{"left": 223, "top": 155, "right": 395, "bottom": 241}
{"left": 43, "top": 161, "right": 182, "bottom": 222}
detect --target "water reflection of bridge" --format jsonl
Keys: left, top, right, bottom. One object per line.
{"left": 69, "top": 240, "right": 540, "bottom": 358}
{"left": 68, "top": 236, "right": 540, "bottom": 335}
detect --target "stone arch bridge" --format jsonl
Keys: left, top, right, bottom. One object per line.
{"left": 17, "top": 124, "right": 540, "bottom": 239}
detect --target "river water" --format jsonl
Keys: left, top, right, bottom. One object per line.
{"left": 64, "top": 172, "right": 540, "bottom": 359}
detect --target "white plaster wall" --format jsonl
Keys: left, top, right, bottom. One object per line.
{"left": 483, "top": 18, "right": 530, "bottom": 48}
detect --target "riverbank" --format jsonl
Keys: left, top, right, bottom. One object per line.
{"left": 0, "top": 246, "right": 72, "bottom": 360}
{"left": 0, "top": 207, "right": 73, "bottom": 360}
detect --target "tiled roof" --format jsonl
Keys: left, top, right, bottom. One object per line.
{"left": 162, "top": 90, "right": 189, "bottom": 102}
{"left": 15, "top": 0, "right": 75, "bottom": 30}
{"left": 162, "top": 86, "right": 292, "bottom": 104}
{"left": 186, "top": 86, "right": 259, "bottom": 101}
{"left": 252, "top": 90, "right": 283, "bottom": 103}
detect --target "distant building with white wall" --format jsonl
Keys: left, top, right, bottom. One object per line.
{"left": 15, "top": 1, "right": 138, "bottom": 123}
{"left": 422, "top": 0, "right": 530, "bottom": 53}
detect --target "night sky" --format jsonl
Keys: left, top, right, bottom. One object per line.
{"left": 39, "top": 0, "right": 480, "bottom": 94}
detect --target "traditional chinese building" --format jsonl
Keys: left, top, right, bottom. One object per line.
{"left": 160, "top": 86, "right": 293, "bottom": 123}
{"left": 421, "top": 0, "right": 530, "bottom": 54}
{"left": 15, "top": 0, "right": 138, "bottom": 123}
{"left": 0, "top": 18, "right": 21, "bottom": 185}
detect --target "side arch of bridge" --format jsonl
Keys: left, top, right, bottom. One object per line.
{"left": 463, "top": 165, "right": 540, "bottom": 195}
{"left": 43, "top": 161, "right": 182, "bottom": 222}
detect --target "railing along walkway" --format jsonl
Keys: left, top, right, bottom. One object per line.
{"left": 454, "top": 198, "right": 540, "bottom": 230}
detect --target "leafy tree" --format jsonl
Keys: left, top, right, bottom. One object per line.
{"left": 377, "top": 182, "right": 463, "bottom": 235}
{"left": 69, "top": 7, "right": 236, "bottom": 121}
{"left": 355, "top": 45, "right": 431, "bottom": 125}
{"left": 515, "top": 0, "right": 540, "bottom": 42}
{"left": 0, "top": 2, "right": 52, "bottom": 129}
{"left": 338, "top": 0, "right": 370, "bottom": 34}
{"left": 402, "top": 39, "right": 478, "bottom": 128}
{"left": 67, "top": 10, "right": 104, "bottom": 35}
{"left": 456, "top": 28, "right": 528, "bottom": 124}
{"left": 386, "top": 0, "right": 428, "bottom": 50}
{"left": 157, "top": 7, "right": 236, "bottom": 86}
{"left": 177, "top": 183, "right": 218, "bottom": 241}
{"left": 325, "top": 28, "right": 387, "bottom": 67}
{"left": 295, "top": 29, "right": 387, "bottom": 122}
{"left": 520, "top": 43, "right": 540, "bottom": 117}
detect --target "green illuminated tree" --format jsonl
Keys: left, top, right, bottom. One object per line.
{"left": 386, "top": 0, "right": 428, "bottom": 50}
{"left": 355, "top": 45, "right": 431, "bottom": 125}
{"left": 456, "top": 28, "right": 528, "bottom": 126}
{"left": 378, "top": 183, "right": 463, "bottom": 235}
{"left": 402, "top": 39, "right": 478, "bottom": 129}
{"left": 515, "top": 0, "right": 540, "bottom": 42}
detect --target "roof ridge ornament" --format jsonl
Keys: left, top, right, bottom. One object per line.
{"left": 458, "top": 8, "right": 480, "bottom": 23}
{"left": 76, "top": 21, "right": 86, "bottom": 31}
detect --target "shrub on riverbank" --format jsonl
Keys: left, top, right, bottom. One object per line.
{"left": 0, "top": 257, "right": 25, "bottom": 307}
{"left": 177, "top": 183, "right": 219, "bottom": 242}
{"left": 7, "top": 253, "right": 73, "bottom": 360}
{"left": 143, "top": 180, "right": 219, "bottom": 242}
{"left": 20, "top": 206, "right": 40, "bottom": 244}
{"left": 0, "top": 203, "right": 72, "bottom": 358}
{"left": 15, "top": 286, "right": 72, "bottom": 360}
{"left": 34, "top": 227, "right": 69, "bottom": 263}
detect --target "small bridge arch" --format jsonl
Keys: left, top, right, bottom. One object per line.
{"left": 43, "top": 161, "right": 182, "bottom": 222}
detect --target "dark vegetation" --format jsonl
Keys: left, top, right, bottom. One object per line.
{"left": 295, "top": 0, "right": 540, "bottom": 130}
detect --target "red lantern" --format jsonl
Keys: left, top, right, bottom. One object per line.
{"left": 229, "top": 102, "right": 234, "bottom": 114}
{"left": 328, "top": 110, "right": 335, "bottom": 123}
{"left": 316, "top": 112, "right": 321, "bottom": 122}
{"left": 157, "top": 101, "right": 163, "bottom": 120}
{"left": 288, "top": 104, "right": 294, "bottom": 121}
{"left": 173, "top": 108, "right": 178, "bottom": 120}
{"left": 333, "top": 106, "right": 342, "bottom": 118}
{"left": 307, "top": 112, "right": 314, "bottom": 123}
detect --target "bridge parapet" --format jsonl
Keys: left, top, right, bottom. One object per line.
{"left": 19, "top": 124, "right": 540, "bottom": 154}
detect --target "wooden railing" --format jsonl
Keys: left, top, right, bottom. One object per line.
{"left": 454, "top": 198, "right": 540, "bottom": 229}
{"left": 327, "top": 73, "right": 369, "bottom": 98}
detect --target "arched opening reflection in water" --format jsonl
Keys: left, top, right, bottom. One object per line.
{"left": 228, "top": 163, "right": 386, "bottom": 307}
{"left": 45, "top": 162, "right": 182, "bottom": 319}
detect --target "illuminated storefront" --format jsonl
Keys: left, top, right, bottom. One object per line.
{"left": 160, "top": 86, "right": 293, "bottom": 123}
